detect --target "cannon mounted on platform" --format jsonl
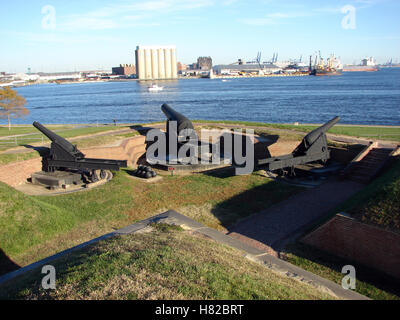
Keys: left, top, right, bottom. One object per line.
{"left": 258, "top": 116, "right": 340, "bottom": 174}
{"left": 32, "top": 122, "right": 127, "bottom": 187}
{"left": 161, "top": 103, "right": 196, "bottom": 141}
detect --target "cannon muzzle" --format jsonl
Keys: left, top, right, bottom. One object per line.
{"left": 304, "top": 116, "right": 340, "bottom": 147}
{"left": 33, "top": 121, "right": 84, "bottom": 157}
{"left": 161, "top": 104, "right": 194, "bottom": 133}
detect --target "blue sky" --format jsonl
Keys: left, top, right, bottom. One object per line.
{"left": 1, "top": 0, "right": 399, "bottom": 73}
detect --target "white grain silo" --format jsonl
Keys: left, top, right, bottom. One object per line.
{"left": 164, "top": 48, "right": 172, "bottom": 79}
{"left": 135, "top": 45, "right": 178, "bottom": 80}
{"left": 158, "top": 48, "right": 166, "bottom": 79}
{"left": 151, "top": 49, "right": 159, "bottom": 80}
{"left": 135, "top": 47, "right": 146, "bottom": 80}
{"left": 144, "top": 48, "right": 152, "bottom": 79}
{"left": 170, "top": 48, "right": 178, "bottom": 79}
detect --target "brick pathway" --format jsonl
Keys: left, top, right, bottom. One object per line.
{"left": 227, "top": 178, "right": 364, "bottom": 254}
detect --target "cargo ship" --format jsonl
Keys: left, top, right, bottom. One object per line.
{"left": 343, "top": 57, "right": 378, "bottom": 72}
{"left": 310, "top": 53, "right": 342, "bottom": 76}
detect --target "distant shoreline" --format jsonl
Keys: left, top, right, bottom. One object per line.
{"left": 4, "top": 67, "right": 400, "bottom": 88}
{"left": 1, "top": 122, "right": 399, "bottom": 129}
{"left": 4, "top": 72, "right": 312, "bottom": 88}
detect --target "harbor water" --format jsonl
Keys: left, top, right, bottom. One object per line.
{"left": 6, "top": 68, "right": 400, "bottom": 126}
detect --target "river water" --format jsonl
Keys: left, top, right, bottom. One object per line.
{"left": 7, "top": 68, "right": 400, "bottom": 126}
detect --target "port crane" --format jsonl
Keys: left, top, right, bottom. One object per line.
{"left": 256, "top": 52, "right": 263, "bottom": 70}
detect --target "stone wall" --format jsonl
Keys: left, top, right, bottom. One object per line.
{"left": 0, "top": 158, "right": 42, "bottom": 187}
{"left": 301, "top": 213, "right": 400, "bottom": 279}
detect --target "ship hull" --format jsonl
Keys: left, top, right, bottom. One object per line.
{"left": 343, "top": 66, "right": 378, "bottom": 72}
{"left": 310, "top": 69, "right": 342, "bottom": 76}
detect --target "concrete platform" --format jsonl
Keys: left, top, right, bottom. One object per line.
{"left": 16, "top": 171, "right": 113, "bottom": 196}
{"left": 31, "top": 171, "right": 83, "bottom": 189}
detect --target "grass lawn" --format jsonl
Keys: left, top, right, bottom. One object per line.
{"left": 0, "top": 125, "right": 73, "bottom": 137}
{"left": 346, "top": 160, "right": 400, "bottom": 233}
{"left": 0, "top": 225, "right": 334, "bottom": 300}
{"left": 0, "top": 130, "right": 141, "bottom": 163}
{"left": 0, "top": 124, "right": 128, "bottom": 137}
{"left": 193, "top": 120, "right": 400, "bottom": 142}
{"left": 0, "top": 152, "right": 39, "bottom": 165}
{"left": 283, "top": 159, "right": 400, "bottom": 300}
{"left": 0, "top": 168, "right": 301, "bottom": 275}
{"left": 0, "top": 125, "right": 131, "bottom": 151}
{"left": 284, "top": 242, "right": 399, "bottom": 300}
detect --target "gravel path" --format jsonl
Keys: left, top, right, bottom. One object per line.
{"left": 228, "top": 178, "right": 364, "bottom": 255}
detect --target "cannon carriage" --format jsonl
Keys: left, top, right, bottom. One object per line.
{"left": 31, "top": 122, "right": 127, "bottom": 189}
{"left": 258, "top": 116, "right": 340, "bottom": 175}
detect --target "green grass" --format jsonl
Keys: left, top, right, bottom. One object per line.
{"left": 193, "top": 120, "right": 400, "bottom": 142}
{"left": 284, "top": 243, "right": 400, "bottom": 300}
{"left": 297, "top": 159, "right": 400, "bottom": 236}
{"left": 346, "top": 160, "right": 400, "bottom": 232}
{"left": 0, "top": 152, "right": 39, "bottom": 165}
{"left": 293, "top": 125, "right": 400, "bottom": 142}
{"left": 0, "top": 169, "right": 302, "bottom": 273}
{"left": 0, "top": 124, "right": 128, "bottom": 137}
{"left": 55, "top": 125, "right": 130, "bottom": 139}
{"left": 0, "top": 125, "right": 73, "bottom": 137}
{"left": 0, "top": 125, "right": 130, "bottom": 151}
{"left": 0, "top": 129, "right": 140, "bottom": 161}
{"left": 0, "top": 226, "right": 334, "bottom": 300}
{"left": 282, "top": 159, "right": 400, "bottom": 301}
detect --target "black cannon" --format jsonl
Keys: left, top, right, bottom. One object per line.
{"left": 33, "top": 122, "right": 127, "bottom": 183}
{"left": 161, "top": 103, "right": 195, "bottom": 139}
{"left": 160, "top": 104, "right": 200, "bottom": 160}
{"left": 258, "top": 116, "right": 340, "bottom": 174}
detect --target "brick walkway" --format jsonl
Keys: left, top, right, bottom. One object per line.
{"left": 227, "top": 178, "right": 364, "bottom": 254}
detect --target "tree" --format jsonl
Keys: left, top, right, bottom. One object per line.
{"left": 0, "top": 87, "right": 29, "bottom": 130}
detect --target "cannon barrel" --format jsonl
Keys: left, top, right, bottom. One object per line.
{"left": 161, "top": 104, "right": 194, "bottom": 133}
{"left": 33, "top": 121, "right": 82, "bottom": 155}
{"left": 304, "top": 116, "right": 340, "bottom": 146}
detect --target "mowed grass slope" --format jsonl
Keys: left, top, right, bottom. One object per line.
{"left": 346, "top": 159, "right": 400, "bottom": 232}
{"left": 0, "top": 225, "right": 335, "bottom": 300}
{"left": 0, "top": 124, "right": 127, "bottom": 138}
{"left": 193, "top": 120, "right": 400, "bottom": 142}
{"left": 0, "top": 125, "right": 131, "bottom": 152}
{"left": 0, "top": 125, "right": 73, "bottom": 137}
{"left": 284, "top": 159, "right": 400, "bottom": 300}
{"left": 0, "top": 169, "right": 301, "bottom": 273}
{"left": 0, "top": 130, "right": 140, "bottom": 164}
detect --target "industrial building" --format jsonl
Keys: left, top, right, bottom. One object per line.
{"left": 196, "top": 57, "right": 213, "bottom": 70}
{"left": 213, "top": 63, "right": 281, "bottom": 75}
{"left": 112, "top": 64, "right": 136, "bottom": 76}
{"left": 135, "top": 45, "right": 178, "bottom": 80}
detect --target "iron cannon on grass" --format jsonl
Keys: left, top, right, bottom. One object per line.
{"left": 32, "top": 122, "right": 127, "bottom": 188}
{"left": 258, "top": 116, "right": 340, "bottom": 175}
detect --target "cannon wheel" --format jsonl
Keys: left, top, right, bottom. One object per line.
{"left": 276, "top": 166, "right": 296, "bottom": 177}
{"left": 100, "top": 169, "right": 107, "bottom": 180}
{"left": 91, "top": 170, "right": 100, "bottom": 182}
{"left": 319, "top": 158, "right": 328, "bottom": 165}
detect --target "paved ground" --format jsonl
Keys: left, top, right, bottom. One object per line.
{"left": 227, "top": 178, "right": 365, "bottom": 255}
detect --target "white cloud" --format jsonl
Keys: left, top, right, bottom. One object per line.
{"left": 313, "top": 6, "right": 342, "bottom": 14}
{"left": 62, "top": 17, "right": 118, "bottom": 31}
{"left": 222, "top": 0, "right": 240, "bottom": 5}
{"left": 57, "top": 0, "right": 214, "bottom": 31}
{"left": 239, "top": 17, "right": 276, "bottom": 26}
{"left": 315, "top": 0, "right": 386, "bottom": 14}
{"left": 0, "top": 30, "right": 126, "bottom": 45}
{"left": 239, "top": 10, "right": 310, "bottom": 26}
{"left": 240, "top": 0, "right": 388, "bottom": 27}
